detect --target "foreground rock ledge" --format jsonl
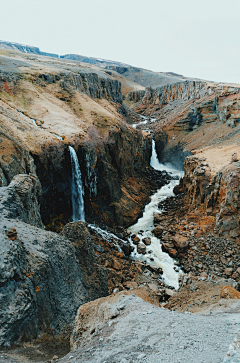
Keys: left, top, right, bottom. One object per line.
{"left": 57, "top": 292, "right": 240, "bottom": 363}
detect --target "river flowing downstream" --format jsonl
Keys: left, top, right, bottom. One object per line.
{"left": 129, "top": 119, "right": 184, "bottom": 289}
{"left": 69, "top": 117, "right": 183, "bottom": 289}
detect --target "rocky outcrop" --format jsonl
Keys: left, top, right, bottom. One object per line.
{"left": 57, "top": 293, "right": 239, "bottom": 363}
{"left": 0, "top": 69, "right": 122, "bottom": 105}
{"left": 70, "top": 287, "right": 160, "bottom": 351}
{"left": 82, "top": 127, "right": 152, "bottom": 227}
{"left": 35, "top": 71, "right": 123, "bottom": 103}
{"left": 127, "top": 80, "right": 240, "bottom": 167}
{"left": 0, "top": 174, "right": 109, "bottom": 346}
{"left": 183, "top": 157, "right": 240, "bottom": 238}
{"left": 0, "top": 174, "right": 43, "bottom": 228}
{"left": 128, "top": 81, "right": 240, "bottom": 106}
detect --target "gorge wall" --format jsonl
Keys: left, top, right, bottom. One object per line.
{"left": 183, "top": 156, "right": 240, "bottom": 238}
{"left": 126, "top": 79, "right": 240, "bottom": 262}
{"left": 127, "top": 80, "right": 240, "bottom": 167}
{"left": 0, "top": 49, "right": 153, "bottom": 230}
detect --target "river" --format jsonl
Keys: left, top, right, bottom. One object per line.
{"left": 129, "top": 119, "right": 184, "bottom": 289}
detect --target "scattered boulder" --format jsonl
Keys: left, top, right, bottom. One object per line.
{"left": 152, "top": 225, "right": 165, "bottom": 238}
{"left": 148, "top": 283, "right": 159, "bottom": 293}
{"left": 168, "top": 249, "right": 178, "bottom": 258}
{"left": 142, "top": 237, "right": 151, "bottom": 245}
{"left": 231, "top": 152, "right": 238, "bottom": 163}
{"left": 224, "top": 268, "right": 233, "bottom": 277}
{"left": 164, "top": 288, "right": 176, "bottom": 298}
{"left": 124, "top": 281, "right": 138, "bottom": 289}
{"left": 5, "top": 227, "right": 17, "bottom": 240}
{"left": 153, "top": 213, "right": 163, "bottom": 224}
{"left": 172, "top": 236, "right": 189, "bottom": 250}
{"left": 132, "top": 236, "right": 140, "bottom": 244}
{"left": 121, "top": 243, "right": 134, "bottom": 257}
{"left": 137, "top": 242, "right": 146, "bottom": 254}
{"left": 147, "top": 265, "right": 163, "bottom": 275}
{"left": 112, "top": 258, "right": 122, "bottom": 270}
{"left": 162, "top": 242, "right": 174, "bottom": 253}
{"left": 220, "top": 286, "right": 240, "bottom": 299}
{"left": 173, "top": 182, "right": 183, "bottom": 195}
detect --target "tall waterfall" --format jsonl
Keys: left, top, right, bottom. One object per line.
{"left": 150, "top": 139, "right": 161, "bottom": 170}
{"left": 69, "top": 146, "right": 85, "bottom": 222}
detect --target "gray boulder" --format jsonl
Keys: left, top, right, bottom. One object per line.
{"left": 0, "top": 174, "right": 108, "bottom": 347}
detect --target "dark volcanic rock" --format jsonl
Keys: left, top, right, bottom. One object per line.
{"left": 0, "top": 174, "right": 108, "bottom": 347}
{"left": 0, "top": 174, "right": 43, "bottom": 228}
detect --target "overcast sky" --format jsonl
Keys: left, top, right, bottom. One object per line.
{"left": 1, "top": 0, "right": 240, "bottom": 83}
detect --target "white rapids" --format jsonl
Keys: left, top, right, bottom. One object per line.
{"left": 132, "top": 116, "right": 148, "bottom": 129}
{"left": 128, "top": 138, "right": 184, "bottom": 289}
{"left": 132, "top": 116, "right": 157, "bottom": 129}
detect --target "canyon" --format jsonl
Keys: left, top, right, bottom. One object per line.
{"left": 0, "top": 42, "right": 240, "bottom": 362}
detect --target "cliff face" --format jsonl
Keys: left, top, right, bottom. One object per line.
{"left": 128, "top": 80, "right": 240, "bottom": 106}
{"left": 0, "top": 62, "right": 123, "bottom": 104}
{"left": 183, "top": 157, "right": 240, "bottom": 238}
{"left": 0, "top": 174, "right": 109, "bottom": 346}
{"left": 126, "top": 79, "right": 240, "bottom": 244}
{"left": 128, "top": 80, "right": 211, "bottom": 104}
{"left": 81, "top": 127, "right": 152, "bottom": 228}
{"left": 0, "top": 49, "right": 153, "bottom": 229}
{"left": 127, "top": 80, "right": 240, "bottom": 167}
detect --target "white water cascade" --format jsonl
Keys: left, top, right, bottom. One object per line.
{"left": 128, "top": 137, "right": 184, "bottom": 289}
{"left": 69, "top": 146, "right": 85, "bottom": 222}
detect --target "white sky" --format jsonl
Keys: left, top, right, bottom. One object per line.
{"left": 1, "top": 0, "right": 240, "bottom": 83}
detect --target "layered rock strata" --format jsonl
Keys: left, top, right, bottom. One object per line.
{"left": 0, "top": 49, "right": 154, "bottom": 229}
{"left": 127, "top": 80, "right": 240, "bottom": 168}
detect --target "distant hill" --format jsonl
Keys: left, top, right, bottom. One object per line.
{"left": 60, "top": 54, "right": 131, "bottom": 68}
{"left": 0, "top": 40, "right": 202, "bottom": 89}
{"left": 0, "top": 40, "right": 58, "bottom": 58}
{"left": 105, "top": 66, "right": 195, "bottom": 88}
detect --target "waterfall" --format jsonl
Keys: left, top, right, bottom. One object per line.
{"left": 150, "top": 139, "right": 179, "bottom": 174}
{"left": 150, "top": 139, "right": 161, "bottom": 170}
{"left": 128, "top": 137, "right": 184, "bottom": 289}
{"left": 69, "top": 146, "right": 85, "bottom": 222}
